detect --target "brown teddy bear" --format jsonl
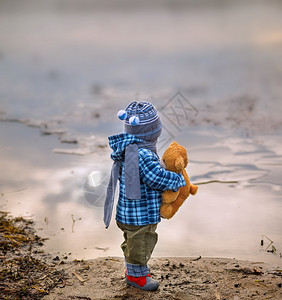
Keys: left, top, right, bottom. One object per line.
{"left": 160, "top": 141, "right": 198, "bottom": 219}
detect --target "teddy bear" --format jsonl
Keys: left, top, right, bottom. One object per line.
{"left": 160, "top": 141, "right": 198, "bottom": 219}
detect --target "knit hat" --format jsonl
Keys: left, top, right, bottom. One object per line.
{"left": 117, "top": 101, "right": 162, "bottom": 142}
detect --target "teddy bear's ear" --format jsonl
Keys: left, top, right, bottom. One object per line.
{"left": 175, "top": 156, "right": 185, "bottom": 172}
{"left": 170, "top": 141, "right": 178, "bottom": 147}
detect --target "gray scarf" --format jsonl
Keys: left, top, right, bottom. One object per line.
{"left": 104, "top": 141, "right": 157, "bottom": 228}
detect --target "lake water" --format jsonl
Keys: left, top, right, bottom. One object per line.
{"left": 0, "top": 0, "right": 282, "bottom": 265}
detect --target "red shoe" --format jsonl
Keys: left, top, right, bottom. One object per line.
{"left": 126, "top": 273, "right": 159, "bottom": 291}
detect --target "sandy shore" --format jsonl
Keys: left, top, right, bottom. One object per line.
{"left": 1, "top": 211, "right": 281, "bottom": 299}
{"left": 44, "top": 256, "right": 282, "bottom": 300}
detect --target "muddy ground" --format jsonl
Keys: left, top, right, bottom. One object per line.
{"left": 44, "top": 256, "right": 282, "bottom": 300}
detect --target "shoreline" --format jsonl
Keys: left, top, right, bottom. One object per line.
{"left": 1, "top": 211, "right": 282, "bottom": 299}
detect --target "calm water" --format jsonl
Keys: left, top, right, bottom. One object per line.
{"left": 0, "top": 0, "right": 282, "bottom": 265}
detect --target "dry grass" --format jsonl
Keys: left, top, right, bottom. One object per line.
{"left": 0, "top": 211, "right": 66, "bottom": 299}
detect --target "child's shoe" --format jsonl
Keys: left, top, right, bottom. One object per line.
{"left": 126, "top": 273, "right": 159, "bottom": 291}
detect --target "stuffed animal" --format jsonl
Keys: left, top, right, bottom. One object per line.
{"left": 160, "top": 141, "right": 198, "bottom": 219}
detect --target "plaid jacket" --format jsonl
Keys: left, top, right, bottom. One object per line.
{"left": 109, "top": 133, "right": 186, "bottom": 226}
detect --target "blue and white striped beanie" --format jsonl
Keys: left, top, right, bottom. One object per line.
{"left": 117, "top": 101, "right": 162, "bottom": 142}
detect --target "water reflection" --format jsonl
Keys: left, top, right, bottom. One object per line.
{"left": 0, "top": 122, "right": 281, "bottom": 265}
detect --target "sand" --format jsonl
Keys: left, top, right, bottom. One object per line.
{"left": 44, "top": 256, "right": 282, "bottom": 300}
{"left": 1, "top": 211, "right": 281, "bottom": 299}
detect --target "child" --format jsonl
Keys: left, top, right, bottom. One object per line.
{"left": 104, "top": 101, "right": 186, "bottom": 291}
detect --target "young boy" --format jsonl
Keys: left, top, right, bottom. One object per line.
{"left": 104, "top": 101, "right": 186, "bottom": 291}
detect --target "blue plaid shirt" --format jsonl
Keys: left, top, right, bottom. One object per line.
{"left": 109, "top": 133, "right": 186, "bottom": 226}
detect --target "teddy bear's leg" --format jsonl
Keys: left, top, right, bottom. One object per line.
{"left": 161, "top": 191, "right": 188, "bottom": 219}
{"left": 190, "top": 184, "right": 198, "bottom": 195}
{"left": 167, "top": 193, "right": 187, "bottom": 218}
{"left": 160, "top": 203, "right": 174, "bottom": 219}
{"left": 162, "top": 190, "right": 179, "bottom": 204}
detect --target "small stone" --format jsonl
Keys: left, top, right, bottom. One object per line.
{"left": 53, "top": 256, "right": 60, "bottom": 261}
{"left": 234, "top": 283, "right": 240, "bottom": 288}
{"left": 277, "top": 283, "right": 282, "bottom": 288}
{"left": 179, "top": 263, "right": 184, "bottom": 268}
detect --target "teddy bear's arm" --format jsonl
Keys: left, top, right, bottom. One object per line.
{"left": 190, "top": 184, "right": 198, "bottom": 195}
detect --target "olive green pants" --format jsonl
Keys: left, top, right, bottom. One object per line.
{"left": 116, "top": 221, "right": 158, "bottom": 266}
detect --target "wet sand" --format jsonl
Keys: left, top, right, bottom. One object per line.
{"left": 44, "top": 256, "right": 282, "bottom": 300}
